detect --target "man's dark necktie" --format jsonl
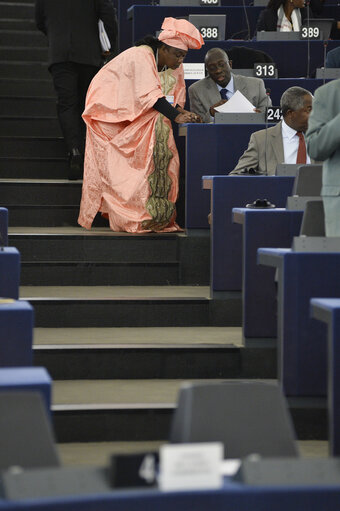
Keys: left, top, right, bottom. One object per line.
{"left": 296, "top": 132, "right": 307, "bottom": 164}
{"left": 220, "top": 88, "right": 228, "bottom": 100}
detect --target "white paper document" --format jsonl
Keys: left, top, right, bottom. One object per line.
{"left": 215, "top": 90, "right": 255, "bottom": 113}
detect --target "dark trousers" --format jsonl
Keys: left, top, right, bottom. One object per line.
{"left": 49, "top": 62, "right": 99, "bottom": 153}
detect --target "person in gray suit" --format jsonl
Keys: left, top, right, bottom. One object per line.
{"left": 230, "top": 86, "right": 314, "bottom": 175}
{"left": 306, "top": 79, "right": 340, "bottom": 236}
{"left": 188, "top": 47, "right": 271, "bottom": 123}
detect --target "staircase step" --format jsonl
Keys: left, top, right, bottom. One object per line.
{"left": 6, "top": 204, "right": 83, "bottom": 227}
{"left": 11, "top": 228, "right": 210, "bottom": 285}
{"left": 20, "top": 286, "right": 241, "bottom": 327}
{"left": 0, "top": 45, "right": 47, "bottom": 60}
{"left": 0, "top": 3, "right": 34, "bottom": 19}
{"left": 0, "top": 137, "right": 66, "bottom": 157}
{"left": 0, "top": 96, "right": 55, "bottom": 116}
{"left": 0, "top": 61, "right": 49, "bottom": 78}
{"left": 0, "top": 29, "right": 46, "bottom": 46}
{"left": 0, "top": 116, "right": 61, "bottom": 136}
{"left": 21, "top": 261, "right": 180, "bottom": 286}
{"left": 0, "top": 157, "right": 68, "bottom": 178}
{"left": 51, "top": 379, "right": 327, "bottom": 442}
{"left": 33, "top": 327, "right": 276, "bottom": 380}
{"left": 0, "top": 18, "right": 36, "bottom": 30}
{"left": 0, "top": 180, "right": 81, "bottom": 205}
{"left": 0, "top": 78, "right": 54, "bottom": 96}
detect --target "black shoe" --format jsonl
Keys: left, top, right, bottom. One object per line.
{"left": 68, "top": 148, "right": 83, "bottom": 180}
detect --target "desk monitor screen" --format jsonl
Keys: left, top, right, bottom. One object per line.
{"left": 275, "top": 164, "right": 301, "bottom": 176}
{"left": 188, "top": 14, "right": 226, "bottom": 40}
{"left": 302, "top": 19, "right": 333, "bottom": 41}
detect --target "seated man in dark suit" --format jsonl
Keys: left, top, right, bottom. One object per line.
{"left": 230, "top": 86, "right": 315, "bottom": 175}
{"left": 188, "top": 48, "right": 271, "bottom": 123}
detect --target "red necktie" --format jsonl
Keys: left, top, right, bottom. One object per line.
{"left": 296, "top": 132, "right": 307, "bottom": 164}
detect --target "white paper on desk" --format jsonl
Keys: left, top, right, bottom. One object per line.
{"left": 215, "top": 90, "right": 255, "bottom": 113}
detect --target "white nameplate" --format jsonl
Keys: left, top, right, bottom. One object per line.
{"left": 183, "top": 63, "right": 205, "bottom": 81}
{"left": 159, "top": 442, "right": 223, "bottom": 492}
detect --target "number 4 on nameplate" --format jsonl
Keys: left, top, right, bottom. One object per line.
{"left": 266, "top": 107, "right": 282, "bottom": 122}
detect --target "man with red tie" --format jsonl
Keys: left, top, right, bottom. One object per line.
{"left": 230, "top": 86, "right": 315, "bottom": 175}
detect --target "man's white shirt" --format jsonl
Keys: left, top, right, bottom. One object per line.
{"left": 281, "top": 119, "right": 311, "bottom": 164}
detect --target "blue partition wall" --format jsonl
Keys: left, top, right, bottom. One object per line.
{"left": 211, "top": 177, "right": 294, "bottom": 292}
{"left": 258, "top": 249, "right": 340, "bottom": 396}
{"left": 233, "top": 208, "right": 303, "bottom": 339}
{"left": 185, "top": 123, "right": 272, "bottom": 229}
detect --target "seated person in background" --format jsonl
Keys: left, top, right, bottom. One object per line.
{"left": 326, "top": 46, "right": 340, "bottom": 68}
{"left": 230, "top": 86, "right": 314, "bottom": 175}
{"left": 188, "top": 48, "right": 271, "bottom": 123}
{"left": 257, "top": 0, "right": 307, "bottom": 32}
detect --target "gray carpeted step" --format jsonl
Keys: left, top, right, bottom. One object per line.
{"left": 34, "top": 336, "right": 276, "bottom": 380}
{"left": 0, "top": 157, "right": 68, "bottom": 178}
{"left": 1, "top": 96, "right": 55, "bottom": 116}
{"left": 0, "top": 61, "right": 49, "bottom": 78}
{"left": 0, "top": 45, "right": 47, "bottom": 60}
{"left": 0, "top": 117, "right": 61, "bottom": 136}
{"left": 0, "top": 29, "right": 46, "bottom": 46}
{"left": 21, "top": 261, "right": 180, "bottom": 286}
{"left": 0, "top": 78, "right": 54, "bottom": 96}
{"left": 0, "top": 18, "right": 36, "bottom": 30}
{"left": 0, "top": 3, "right": 34, "bottom": 19}
{"left": 0, "top": 180, "right": 81, "bottom": 205}
{"left": 0, "top": 136, "right": 66, "bottom": 157}
{"left": 51, "top": 379, "right": 328, "bottom": 443}
{"left": 20, "top": 285, "right": 241, "bottom": 327}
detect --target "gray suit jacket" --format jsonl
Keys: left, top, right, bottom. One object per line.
{"left": 306, "top": 79, "right": 340, "bottom": 192}
{"left": 306, "top": 79, "right": 340, "bottom": 235}
{"left": 230, "top": 122, "right": 284, "bottom": 176}
{"left": 188, "top": 74, "right": 271, "bottom": 123}
{"left": 230, "top": 121, "right": 316, "bottom": 176}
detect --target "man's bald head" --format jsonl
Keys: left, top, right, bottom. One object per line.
{"left": 204, "top": 48, "right": 231, "bottom": 87}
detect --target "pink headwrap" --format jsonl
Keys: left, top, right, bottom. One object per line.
{"left": 158, "top": 17, "right": 204, "bottom": 51}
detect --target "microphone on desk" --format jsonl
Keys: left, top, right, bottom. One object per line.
{"left": 264, "top": 88, "right": 271, "bottom": 177}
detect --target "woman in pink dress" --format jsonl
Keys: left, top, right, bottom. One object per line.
{"left": 78, "top": 17, "right": 203, "bottom": 233}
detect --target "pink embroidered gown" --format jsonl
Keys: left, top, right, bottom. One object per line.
{"left": 78, "top": 45, "right": 186, "bottom": 233}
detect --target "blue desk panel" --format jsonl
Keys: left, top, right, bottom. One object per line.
{"left": 258, "top": 249, "right": 340, "bottom": 397}
{"left": 211, "top": 177, "right": 294, "bottom": 292}
{"left": 186, "top": 123, "right": 273, "bottom": 230}
{"left": 1, "top": 481, "right": 340, "bottom": 511}
{"left": 0, "top": 207, "right": 8, "bottom": 246}
{"left": 311, "top": 298, "right": 340, "bottom": 456}
{"left": 185, "top": 39, "right": 340, "bottom": 78}
{"left": 0, "top": 248, "right": 20, "bottom": 300}
{"left": 127, "top": 6, "right": 263, "bottom": 45}
{"left": 233, "top": 208, "right": 303, "bottom": 339}
{"left": 119, "top": 0, "right": 267, "bottom": 52}
{"left": 0, "top": 301, "right": 33, "bottom": 367}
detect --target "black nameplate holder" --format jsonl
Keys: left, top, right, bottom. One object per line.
{"left": 200, "top": 0, "right": 220, "bottom": 5}
{"left": 300, "top": 26, "right": 322, "bottom": 40}
{"left": 199, "top": 26, "right": 219, "bottom": 39}
{"left": 266, "top": 106, "right": 282, "bottom": 123}
{"left": 254, "top": 63, "right": 277, "bottom": 78}
{"left": 109, "top": 452, "right": 159, "bottom": 488}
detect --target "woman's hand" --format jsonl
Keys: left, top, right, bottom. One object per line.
{"left": 174, "top": 111, "right": 202, "bottom": 123}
